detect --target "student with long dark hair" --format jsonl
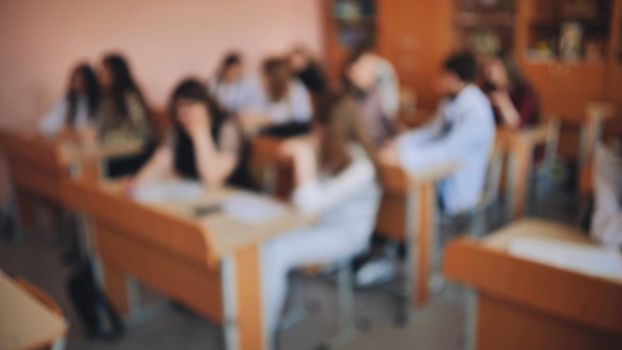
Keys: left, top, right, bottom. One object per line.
{"left": 128, "top": 78, "right": 250, "bottom": 189}
{"left": 40, "top": 63, "right": 101, "bottom": 137}
{"left": 482, "top": 53, "right": 540, "bottom": 129}
{"left": 98, "top": 53, "right": 155, "bottom": 177}
{"left": 261, "top": 91, "right": 381, "bottom": 334}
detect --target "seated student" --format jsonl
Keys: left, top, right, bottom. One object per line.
{"left": 128, "top": 79, "right": 250, "bottom": 189}
{"left": 240, "top": 57, "right": 312, "bottom": 137}
{"left": 343, "top": 42, "right": 400, "bottom": 148}
{"left": 590, "top": 136, "right": 622, "bottom": 247}
{"left": 208, "top": 52, "right": 261, "bottom": 115}
{"left": 97, "top": 53, "right": 156, "bottom": 177}
{"left": 482, "top": 53, "right": 539, "bottom": 129}
{"left": 288, "top": 45, "right": 326, "bottom": 95}
{"left": 39, "top": 63, "right": 100, "bottom": 139}
{"left": 261, "top": 92, "right": 381, "bottom": 334}
{"left": 380, "top": 51, "right": 495, "bottom": 215}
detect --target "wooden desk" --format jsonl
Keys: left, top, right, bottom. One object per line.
{"left": 444, "top": 219, "right": 622, "bottom": 350}
{"left": 64, "top": 179, "right": 314, "bottom": 350}
{"left": 496, "top": 121, "right": 559, "bottom": 220}
{"left": 0, "top": 270, "right": 67, "bottom": 350}
{"left": 0, "top": 129, "right": 143, "bottom": 228}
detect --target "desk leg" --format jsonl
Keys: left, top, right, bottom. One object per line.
{"left": 464, "top": 288, "right": 478, "bottom": 350}
{"left": 507, "top": 144, "right": 530, "bottom": 220}
{"left": 221, "top": 245, "right": 266, "bottom": 350}
{"left": 415, "top": 183, "right": 437, "bottom": 306}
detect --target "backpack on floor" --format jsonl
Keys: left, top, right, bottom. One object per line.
{"left": 67, "top": 260, "right": 125, "bottom": 340}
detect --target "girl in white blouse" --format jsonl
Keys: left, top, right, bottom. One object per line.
{"left": 261, "top": 92, "right": 382, "bottom": 334}
{"left": 591, "top": 138, "right": 622, "bottom": 247}
{"left": 39, "top": 64, "right": 101, "bottom": 138}
{"left": 208, "top": 52, "right": 261, "bottom": 115}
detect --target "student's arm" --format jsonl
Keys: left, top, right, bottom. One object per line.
{"left": 490, "top": 91, "right": 520, "bottom": 129}
{"left": 192, "top": 121, "right": 240, "bottom": 188}
{"left": 289, "top": 81, "right": 312, "bottom": 123}
{"left": 39, "top": 99, "right": 68, "bottom": 136}
{"left": 130, "top": 145, "right": 174, "bottom": 187}
{"left": 396, "top": 100, "right": 492, "bottom": 173}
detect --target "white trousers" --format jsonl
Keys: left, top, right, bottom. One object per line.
{"left": 261, "top": 225, "right": 369, "bottom": 333}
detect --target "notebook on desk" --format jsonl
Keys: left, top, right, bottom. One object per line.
{"left": 221, "top": 194, "right": 288, "bottom": 225}
{"left": 507, "top": 237, "right": 622, "bottom": 280}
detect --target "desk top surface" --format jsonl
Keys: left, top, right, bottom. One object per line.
{"left": 0, "top": 270, "right": 67, "bottom": 350}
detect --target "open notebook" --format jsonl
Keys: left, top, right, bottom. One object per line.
{"left": 507, "top": 237, "right": 622, "bottom": 280}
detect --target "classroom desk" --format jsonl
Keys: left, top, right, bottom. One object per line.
{"left": 0, "top": 129, "right": 143, "bottom": 228}
{"left": 63, "top": 179, "right": 314, "bottom": 350}
{"left": 0, "top": 270, "right": 68, "bottom": 350}
{"left": 444, "top": 219, "right": 622, "bottom": 350}
{"left": 496, "top": 122, "right": 558, "bottom": 220}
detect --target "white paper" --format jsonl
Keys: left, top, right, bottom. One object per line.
{"left": 132, "top": 180, "right": 204, "bottom": 203}
{"left": 507, "top": 237, "right": 622, "bottom": 279}
{"left": 222, "top": 194, "right": 287, "bottom": 224}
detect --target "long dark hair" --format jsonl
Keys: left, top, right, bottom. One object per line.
{"left": 66, "top": 64, "right": 100, "bottom": 126}
{"left": 262, "top": 57, "right": 291, "bottom": 102}
{"left": 217, "top": 52, "right": 242, "bottom": 83}
{"left": 102, "top": 54, "right": 148, "bottom": 121}
{"left": 168, "top": 78, "right": 227, "bottom": 135}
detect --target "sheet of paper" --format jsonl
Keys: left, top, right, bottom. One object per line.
{"left": 132, "top": 180, "right": 204, "bottom": 203}
{"left": 507, "top": 237, "right": 622, "bottom": 279}
{"left": 222, "top": 194, "right": 288, "bottom": 224}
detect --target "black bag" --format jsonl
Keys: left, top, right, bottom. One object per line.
{"left": 67, "top": 260, "right": 125, "bottom": 340}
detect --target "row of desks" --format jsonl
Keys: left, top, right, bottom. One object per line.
{"left": 0, "top": 123, "right": 562, "bottom": 350}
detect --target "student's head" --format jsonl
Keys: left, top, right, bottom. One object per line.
{"left": 262, "top": 57, "right": 291, "bottom": 102}
{"left": 66, "top": 63, "right": 101, "bottom": 121}
{"left": 100, "top": 54, "right": 138, "bottom": 93}
{"left": 483, "top": 53, "right": 527, "bottom": 91}
{"left": 314, "top": 90, "right": 378, "bottom": 175}
{"left": 437, "top": 51, "right": 477, "bottom": 97}
{"left": 343, "top": 40, "right": 377, "bottom": 92}
{"left": 289, "top": 45, "right": 313, "bottom": 71}
{"left": 218, "top": 52, "right": 243, "bottom": 83}
{"left": 168, "top": 78, "right": 223, "bottom": 134}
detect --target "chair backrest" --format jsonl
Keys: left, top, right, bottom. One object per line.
{"left": 477, "top": 144, "right": 505, "bottom": 212}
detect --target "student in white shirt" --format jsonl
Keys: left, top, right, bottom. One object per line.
{"left": 344, "top": 42, "right": 400, "bottom": 148}
{"left": 590, "top": 138, "right": 622, "bottom": 247}
{"left": 261, "top": 92, "right": 382, "bottom": 334}
{"left": 240, "top": 57, "right": 312, "bottom": 137}
{"left": 39, "top": 64, "right": 101, "bottom": 138}
{"left": 380, "top": 51, "right": 495, "bottom": 215}
{"left": 208, "top": 52, "right": 261, "bottom": 115}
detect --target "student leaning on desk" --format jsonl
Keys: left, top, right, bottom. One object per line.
{"left": 126, "top": 78, "right": 252, "bottom": 192}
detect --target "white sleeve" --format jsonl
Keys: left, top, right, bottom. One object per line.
{"left": 289, "top": 81, "right": 312, "bottom": 123}
{"left": 590, "top": 145, "right": 622, "bottom": 247}
{"left": 240, "top": 75, "right": 267, "bottom": 113}
{"left": 292, "top": 154, "right": 375, "bottom": 214}
{"left": 39, "top": 99, "right": 67, "bottom": 136}
{"left": 397, "top": 100, "right": 490, "bottom": 172}
{"left": 377, "top": 60, "right": 400, "bottom": 119}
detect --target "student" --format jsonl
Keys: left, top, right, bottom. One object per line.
{"left": 39, "top": 63, "right": 100, "bottom": 138}
{"left": 381, "top": 51, "right": 495, "bottom": 215}
{"left": 261, "top": 92, "right": 381, "bottom": 334}
{"left": 241, "top": 57, "right": 312, "bottom": 137}
{"left": 590, "top": 137, "right": 622, "bottom": 247}
{"left": 97, "top": 54, "right": 155, "bottom": 177}
{"left": 343, "top": 42, "right": 400, "bottom": 147}
{"left": 128, "top": 79, "right": 250, "bottom": 189}
{"left": 208, "top": 52, "right": 261, "bottom": 115}
{"left": 288, "top": 45, "right": 326, "bottom": 95}
{"left": 482, "top": 53, "right": 539, "bottom": 129}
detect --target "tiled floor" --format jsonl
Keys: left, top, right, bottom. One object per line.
{"left": 0, "top": 189, "right": 580, "bottom": 349}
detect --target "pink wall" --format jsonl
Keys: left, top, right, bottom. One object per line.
{"left": 0, "top": 0, "right": 323, "bottom": 201}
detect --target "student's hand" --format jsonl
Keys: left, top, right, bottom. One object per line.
{"left": 378, "top": 141, "right": 400, "bottom": 165}
{"left": 179, "top": 103, "right": 211, "bottom": 140}
{"left": 489, "top": 91, "right": 512, "bottom": 108}
{"left": 77, "top": 127, "right": 98, "bottom": 146}
{"left": 120, "top": 176, "right": 137, "bottom": 197}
